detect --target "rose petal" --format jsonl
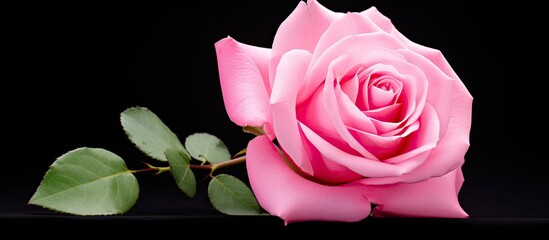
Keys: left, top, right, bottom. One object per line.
{"left": 348, "top": 121, "right": 417, "bottom": 160}
{"left": 354, "top": 104, "right": 440, "bottom": 181}
{"left": 312, "top": 12, "right": 384, "bottom": 64}
{"left": 246, "top": 136, "right": 372, "bottom": 224}
{"left": 299, "top": 60, "right": 377, "bottom": 156}
{"left": 333, "top": 49, "right": 407, "bottom": 134}
{"left": 299, "top": 83, "right": 360, "bottom": 155}
{"left": 362, "top": 82, "right": 472, "bottom": 184}
{"left": 362, "top": 7, "right": 394, "bottom": 33}
{"left": 364, "top": 168, "right": 468, "bottom": 218}
{"left": 300, "top": 123, "right": 422, "bottom": 178}
{"left": 386, "top": 103, "right": 440, "bottom": 162}
{"left": 301, "top": 136, "right": 364, "bottom": 183}
{"left": 270, "top": 0, "right": 343, "bottom": 87}
{"left": 362, "top": 7, "right": 471, "bottom": 139}
{"left": 324, "top": 56, "right": 378, "bottom": 159}
{"left": 301, "top": 32, "right": 407, "bottom": 104}
{"left": 363, "top": 60, "right": 428, "bottom": 134}
{"left": 363, "top": 6, "right": 472, "bottom": 108}
{"left": 271, "top": 49, "right": 315, "bottom": 174}
{"left": 289, "top": 97, "right": 365, "bottom": 183}
{"left": 387, "top": 22, "right": 474, "bottom": 116}
{"left": 368, "top": 79, "right": 399, "bottom": 109}
{"left": 215, "top": 37, "right": 272, "bottom": 131}
{"left": 340, "top": 72, "right": 359, "bottom": 103}
{"left": 363, "top": 104, "right": 402, "bottom": 123}
{"left": 357, "top": 64, "right": 405, "bottom": 121}
{"left": 337, "top": 80, "right": 378, "bottom": 134}
{"left": 392, "top": 30, "right": 466, "bottom": 91}
{"left": 397, "top": 49, "right": 455, "bottom": 138}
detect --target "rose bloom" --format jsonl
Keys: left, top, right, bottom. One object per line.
{"left": 215, "top": 0, "right": 472, "bottom": 223}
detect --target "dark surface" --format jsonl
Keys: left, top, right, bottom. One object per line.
{"left": 1, "top": 214, "right": 547, "bottom": 236}
{"left": 3, "top": 0, "right": 548, "bottom": 234}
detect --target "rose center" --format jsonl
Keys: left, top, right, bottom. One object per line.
{"left": 365, "top": 77, "right": 401, "bottom": 110}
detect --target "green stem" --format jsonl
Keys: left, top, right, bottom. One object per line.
{"left": 132, "top": 156, "right": 246, "bottom": 175}
{"left": 131, "top": 163, "right": 170, "bottom": 175}
{"left": 190, "top": 156, "right": 246, "bottom": 173}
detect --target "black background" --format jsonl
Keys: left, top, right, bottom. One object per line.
{"left": 3, "top": 0, "right": 548, "bottom": 235}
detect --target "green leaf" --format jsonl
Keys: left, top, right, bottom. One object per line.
{"left": 29, "top": 148, "right": 139, "bottom": 216}
{"left": 208, "top": 174, "right": 260, "bottom": 215}
{"left": 165, "top": 148, "right": 196, "bottom": 197}
{"left": 121, "top": 106, "right": 188, "bottom": 161}
{"left": 185, "top": 133, "right": 231, "bottom": 164}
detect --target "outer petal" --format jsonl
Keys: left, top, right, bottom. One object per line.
{"left": 215, "top": 37, "right": 272, "bottom": 130}
{"left": 393, "top": 29, "right": 467, "bottom": 93}
{"left": 362, "top": 7, "right": 394, "bottom": 33}
{"left": 311, "top": 12, "right": 384, "bottom": 64}
{"left": 271, "top": 49, "right": 314, "bottom": 174}
{"left": 365, "top": 168, "right": 468, "bottom": 218}
{"left": 270, "top": 0, "right": 343, "bottom": 86}
{"left": 364, "top": 6, "right": 473, "bottom": 103}
{"left": 396, "top": 49, "right": 455, "bottom": 139}
{"left": 246, "top": 136, "right": 372, "bottom": 224}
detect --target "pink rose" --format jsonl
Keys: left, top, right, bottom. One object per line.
{"left": 215, "top": 0, "right": 472, "bottom": 223}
